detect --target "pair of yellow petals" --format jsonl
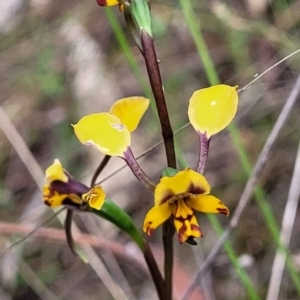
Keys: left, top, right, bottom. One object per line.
{"left": 74, "top": 85, "right": 238, "bottom": 157}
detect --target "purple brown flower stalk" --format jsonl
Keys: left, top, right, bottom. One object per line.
{"left": 198, "top": 133, "right": 210, "bottom": 174}
{"left": 123, "top": 147, "right": 156, "bottom": 191}
{"left": 141, "top": 29, "right": 176, "bottom": 169}
{"left": 141, "top": 28, "right": 176, "bottom": 300}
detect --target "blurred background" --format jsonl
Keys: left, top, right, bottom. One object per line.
{"left": 1, "top": 0, "right": 300, "bottom": 299}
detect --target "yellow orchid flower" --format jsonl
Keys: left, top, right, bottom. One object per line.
{"left": 43, "top": 159, "right": 105, "bottom": 210}
{"left": 143, "top": 168, "right": 229, "bottom": 244}
{"left": 188, "top": 84, "right": 238, "bottom": 139}
{"left": 96, "top": 0, "right": 119, "bottom": 7}
{"left": 73, "top": 97, "right": 150, "bottom": 157}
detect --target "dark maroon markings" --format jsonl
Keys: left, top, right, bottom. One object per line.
{"left": 217, "top": 208, "right": 229, "bottom": 215}
{"left": 187, "top": 183, "right": 206, "bottom": 195}
{"left": 159, "top": 190, "right": 174, "bottom": 204}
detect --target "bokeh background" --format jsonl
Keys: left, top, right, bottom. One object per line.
{"left": 1, "top": 0, "right": 300, "bottom": 299}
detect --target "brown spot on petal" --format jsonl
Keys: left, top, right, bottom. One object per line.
{"left": 96, "top": 0, "right": 107, "bottom": 6}
{"left": 187, "top": 183, "right": 206, "bottom": 195}
{"left": 146, "top": 226, "right": 153, "bottom": 237}
{"left": 191, "top": 224, "right": 203, "bottom": 237}
{"left": 159, "top": 191, "right": 174, "bottom": 204}
{"left": 44, "top": 200, "right": 51, "bottom": 206}
{"left": 177, "top": 223, "right": 187, "bottom": 244}
{"left": 217, "top": 208, "right": 229, "bottom": 216}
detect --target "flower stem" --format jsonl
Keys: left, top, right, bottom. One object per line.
{"left": 143, "top": 241, "right": 166, "bottom": 300}
{"left": 123, "top": 147, "right": 156, "bottom": 191}
{"left": 141, "top": 28, "right": 176, "bottom": 300}
{"left": 162, "top": 221, "right": 174, "bottom": 299}
{"left": 141, "top": 29, "right": 176, "bottom": 168}
{"left": 197, "top": 133, "right": 210, "bottom": 174}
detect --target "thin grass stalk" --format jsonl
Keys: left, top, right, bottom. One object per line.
{"left": 266, "top": 136, "right": 300, "bottom": 300}
{"left": 17, "top": 260, "right": 60, "bottom": 300}
{"left": 0, "top": 208, "right": 65, "bottom": 258}
{"left": 104, "top": 8, "right": 153, "bottom": 104}
{"left": 208, "top": 215, "right": 260, "bottom": 300}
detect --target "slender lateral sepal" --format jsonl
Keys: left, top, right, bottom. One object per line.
{"left": 91, "top": 155, "right": 111, "bottom": 187}
{"left": 64, "top": 209, "right": 89, "bottom": 262}
{"left": 197, "top": 133, "right": 210, "bottom": 174}
{"left": 65, "top": 210, "right": 77, "bottom": 256}
{"left": 123, "top": 147, "right": 156, "bottom": 191}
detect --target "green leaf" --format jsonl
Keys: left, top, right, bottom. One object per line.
{"left": 131, "top": 0, "right": 152, "bottom": 35}
{"left": 92, "top": 199, "right": 144, "bottom": 249}
{"left": 162, "top": 167, "right": 179, "bottom": 177}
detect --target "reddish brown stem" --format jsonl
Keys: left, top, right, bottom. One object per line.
{"left": 141, "top": 29, "right": 176, "bottom": 168}
{"left": 143, "top": 242, "right": 166, "bottom": 300}
{"left": 141, "top": 29, "right": 175, "bottom": 300}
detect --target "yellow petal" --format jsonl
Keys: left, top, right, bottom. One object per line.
{"left": 73, "top": 113, "right": 131, "bottom": 157}
{"left": 173, "top": 215, "right": 202, "bottom": 244}
{"left": 173, "top": 200, "right": 193, "bottom": 219}
{"left": 110, "top": 97, "right": 150, "bottom": 132}
{"left": 97, "top": 0, "right": 119, "bottom": 6}
{"left": 82, "top": 185, "right": 106, "bottom": 210}
{"left": 154, "top": 168, "right": 210, "bottom": 205}
{"left": 189, "top": 195, "right": 229, "bottom": 216}
{"left": 43, "top": 185, "right": 65, "bottom": 207}
{"left": 143, "top": 203, "right": 172, "bottom": 236}
{"left": 188, "top": 84, "right": 238, "bottom": 138}
{"left": 45, "top": 159, "right": 68, "bottom": 184}
{"left": 43, "top": 185, "right": 82, "bottom": 207}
